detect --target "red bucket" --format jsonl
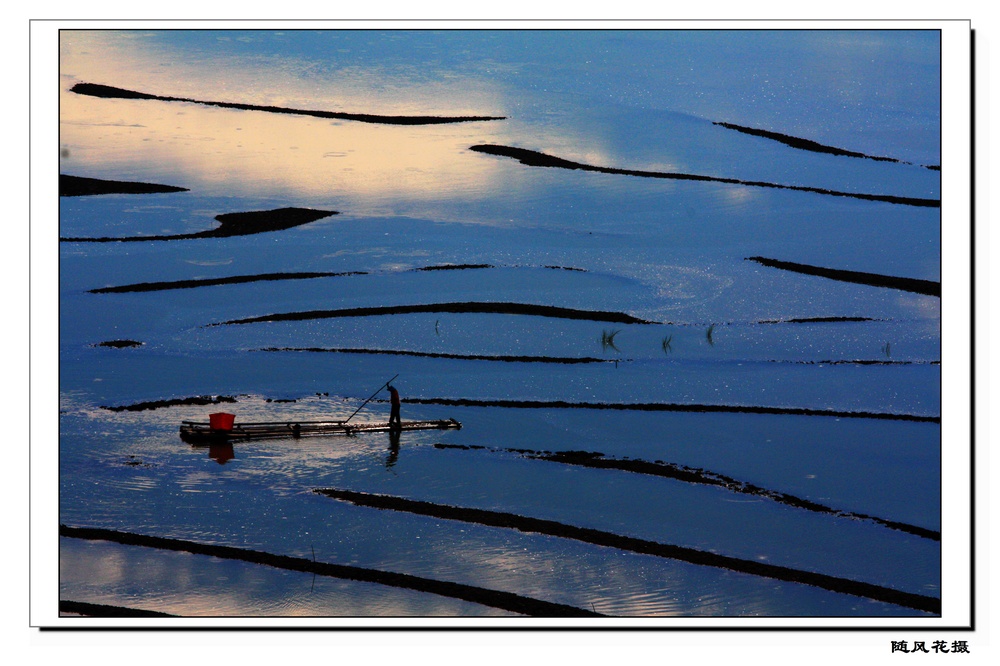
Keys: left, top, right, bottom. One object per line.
{"left": 209, "top": 412, "right": 235, "bottom": 431}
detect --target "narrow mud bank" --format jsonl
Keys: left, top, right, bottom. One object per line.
{"left": 102, "top": 395, "right": 237, "bottom": 412}
{"left": 60, "top": 525, "right": 600, "bottom": 617}
{"left": 90, "top": 271, "right": 365, "bottom": 294}
{"left": 60, "top": 174, "right": 189, "bottom": 197}
{"left": 469, "top": 144, "right": 940, "bottom": 208}
{"left": 432, "top": 444, "right": 939, "bottom": 541}
{"left": 62, "top": 207, "right": 337, "bottom": 243}
{"left": 213, "top": 302, "right": 656, "bottom": 326}
{"left": 405, "top": 397, "right": 940, "bottom": 423}
{"left": 713, "top": 121, "right": 937, "bottom": 168}
{"left": 747, "top": 257, "right": 941, "bottom": 297}
{"left": 314, "top": 489, "right": 939, "bottom": 614}
{"left": 416, "top": 264, "right": 494, "bottom": 271}
{"left": 256, "top": 347, "right": 614, "bottom": 364}
{"left": 756, "top": 316, "right": 878, "bottom": 324}
{"left": 71, "top": 82, "right": 506, "bottom": 125}
{"left": 93, "top": 339, "right": 143, "bottom": 348}
{"left": 59, "top": 600, "right": 177, "bottom": 618}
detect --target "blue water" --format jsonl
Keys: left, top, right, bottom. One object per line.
{"left": 58, "top": 29, "right": 941, "bottom": 620}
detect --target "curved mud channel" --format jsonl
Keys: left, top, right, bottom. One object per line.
{"left": 62, "top": 207, "right": 337, "bottom": 243}
{"left": 314, "top": 488, "right": 939, "bottom": 614}
{"left": 431, "top": 444, "right": 939, "bottom": 541}
{"left": 212, "top": 302, "right": 656, "bottom": 326}
{"left": 405, "top": 397, "right": 939, "bottom": 424}
{"left": 258, "top": 347, "right": 615, "bottom": 365}
{"left": 60, "top": 174, "right": 189, "bottom": 197}
{"left": 60, "top": 525, "right": 600, "bottom": 617}
{"left": 469, "top": 144, "right": 939, "bottom": 208}
{"left": 747, "top": 257, "right": 941, "bottom": 297}
{"left": 72, "top": 82, "right": 506, "bottom": 126}
{"left": 713, "top": 121, "right": 941, "bottom": 170}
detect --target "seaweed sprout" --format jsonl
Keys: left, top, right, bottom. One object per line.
{"left": 882, "top": 342, "right": 892, "bottom": 358}
{"left": 706, "top": 323, "right": 716, "bottom": 346}
{"left": 601, "top": 329, "right": 621, "bottom": 353}
{"left": 661, "top": 334, "right": 673, "bottom": 354}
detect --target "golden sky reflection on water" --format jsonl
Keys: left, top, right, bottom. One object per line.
{"left": 58, "top": 30, "right": 616, "bottom": 215}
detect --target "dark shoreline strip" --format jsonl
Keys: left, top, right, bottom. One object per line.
{"left": 256, "top": 346, "right": 613, "bottom": 365}
{"left": 59, "top": 525, "right": 599, "bottom": 617}
{"left": 469, "top": 145, "right": 939, "bottom": 208}
{"left": 90, "top": 271, "right": 365, "bottom": 294}
{"left": 102, "top": 395, "right": 237, "bottom": 412}
{"left": 433, "top": 445, "right": 939, "bottom": 541}
{"left": 213, "top": 302, "right": 655, "bottom": 326}
{"left": 747, "top": 257, "right": 940, "bottom": 297}
{"left": 757, "top": 316, "right": 877, "bottom": 324}
{"left": 713, "top": 122, "right": 905, "bottom": 164}
{"left": 404, "top": 397, "right": 940, "bottom": 423}
{"left": 315, "top": 489, "right": 939, "bottom": 614}
{"left": 59, "top": 600, "right": 178, "bottom": 618}
{"left": 62, "top": 207, "right": 338, "bottom": 243}
{"left": 60, "top": 174, "right": 189, "bottom": 197}
{"left": 71, "top": 83, "right": 506, "bottom": 126}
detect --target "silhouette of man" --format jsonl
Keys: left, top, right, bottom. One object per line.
{"left": 387, "top": 384, "right": 401, "bottom": 429}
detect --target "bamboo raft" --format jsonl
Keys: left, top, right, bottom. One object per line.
{"left": 180, "top": 418, "right": 461, "bottom": 444}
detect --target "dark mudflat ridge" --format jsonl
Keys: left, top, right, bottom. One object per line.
{"left": 102, "top": 395, "right": 237, "bottom": 412}
{"left": 747, "top": 256, "right": 941, "bottom": 297}
{"left": 214, "top": 302, "right": 655, "bottom": 326}
{"left": 90, "top": 271, "right": 365, "bottom": 294}
{"left": 257, "top": 346, "right": 614, "bottom": 365}
{"left": 61, "top": 207, "right": 337, "bottom": 243}
{"left": 713, "top": 121, "right": 936, "bottom": 169}
{"left": 60, "top": 174, "right": 189, "bottom": 197}
{"left": 71, "top": 82, "right": 506, "bottom": 126}
{"left": 469, "top": 144, "right": 940, "bottom": 208}
{"left": 94, "top": 339, "right": 143, "bottom": 348}
{"left": 315, "top": 489, "right": 939, "bottom": 614}
{"left": 433, "top": 444, "right": 938, "bottom": 541}
{"left": 60, "top": 525, "right": 599, "bottom": 617}
{"left": 59, "top": 600, "right": 177, "bottom": 618}
{"left": 405, "top": 397, "right": 940, "bottom": 423}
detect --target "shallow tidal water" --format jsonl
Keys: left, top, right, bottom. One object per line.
{"left": 57, "top": 28, "right": 942, "bottom": 622}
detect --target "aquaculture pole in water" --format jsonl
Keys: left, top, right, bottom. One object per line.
{"left": 344, "top": 374, "right": 399, "bottom": 423}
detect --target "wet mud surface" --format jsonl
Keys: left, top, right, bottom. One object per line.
{"left": 60, "top": 174, "right": 189, "bottom": 197}
{"left": 62, "top": 207, "right": 337, "bottom": 243}
{"left": 257, "top": 347, "right": 614, "bottom": 364}
{"left": 713, "top": 121, "right": 940, "bottom": 169}
{"left": 71, "top": 82, "right": 506, "bottom": 126}
{"left": 432, "top": 444, "right": 939, "bottom": 541}
{"left": 747, "top": 257, "right": 941, "bottom": 297}
{"left": 469, "top": 144, "right": 940, "bottom": 208}
{"left": 90, "top": 271, "right": 364, "bottom": 294}
{"left": 214, "top": 302, "right": 656, "bottom": 326}
{"left": 405, "top": 397, "right": 940, "bottom": 423}
{"left": 102, "top": 395, "right": 237, "bottom": 412}
{"left": 60, "top": 525, "right": 599, "bottom": 617}
{"left": 314, "top": 488, "right": 939, "bottom": 614}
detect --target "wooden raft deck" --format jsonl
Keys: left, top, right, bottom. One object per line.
{"left": 180, "top": 418, "right": 461, "bottom": 444}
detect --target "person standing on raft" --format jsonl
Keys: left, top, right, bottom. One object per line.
{"left": 387, "top": 384, "right": 401, "bottom": 429}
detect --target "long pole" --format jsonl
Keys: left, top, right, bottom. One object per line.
{"left": 344, "top": 374, "right": 399, "bottom": 423}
